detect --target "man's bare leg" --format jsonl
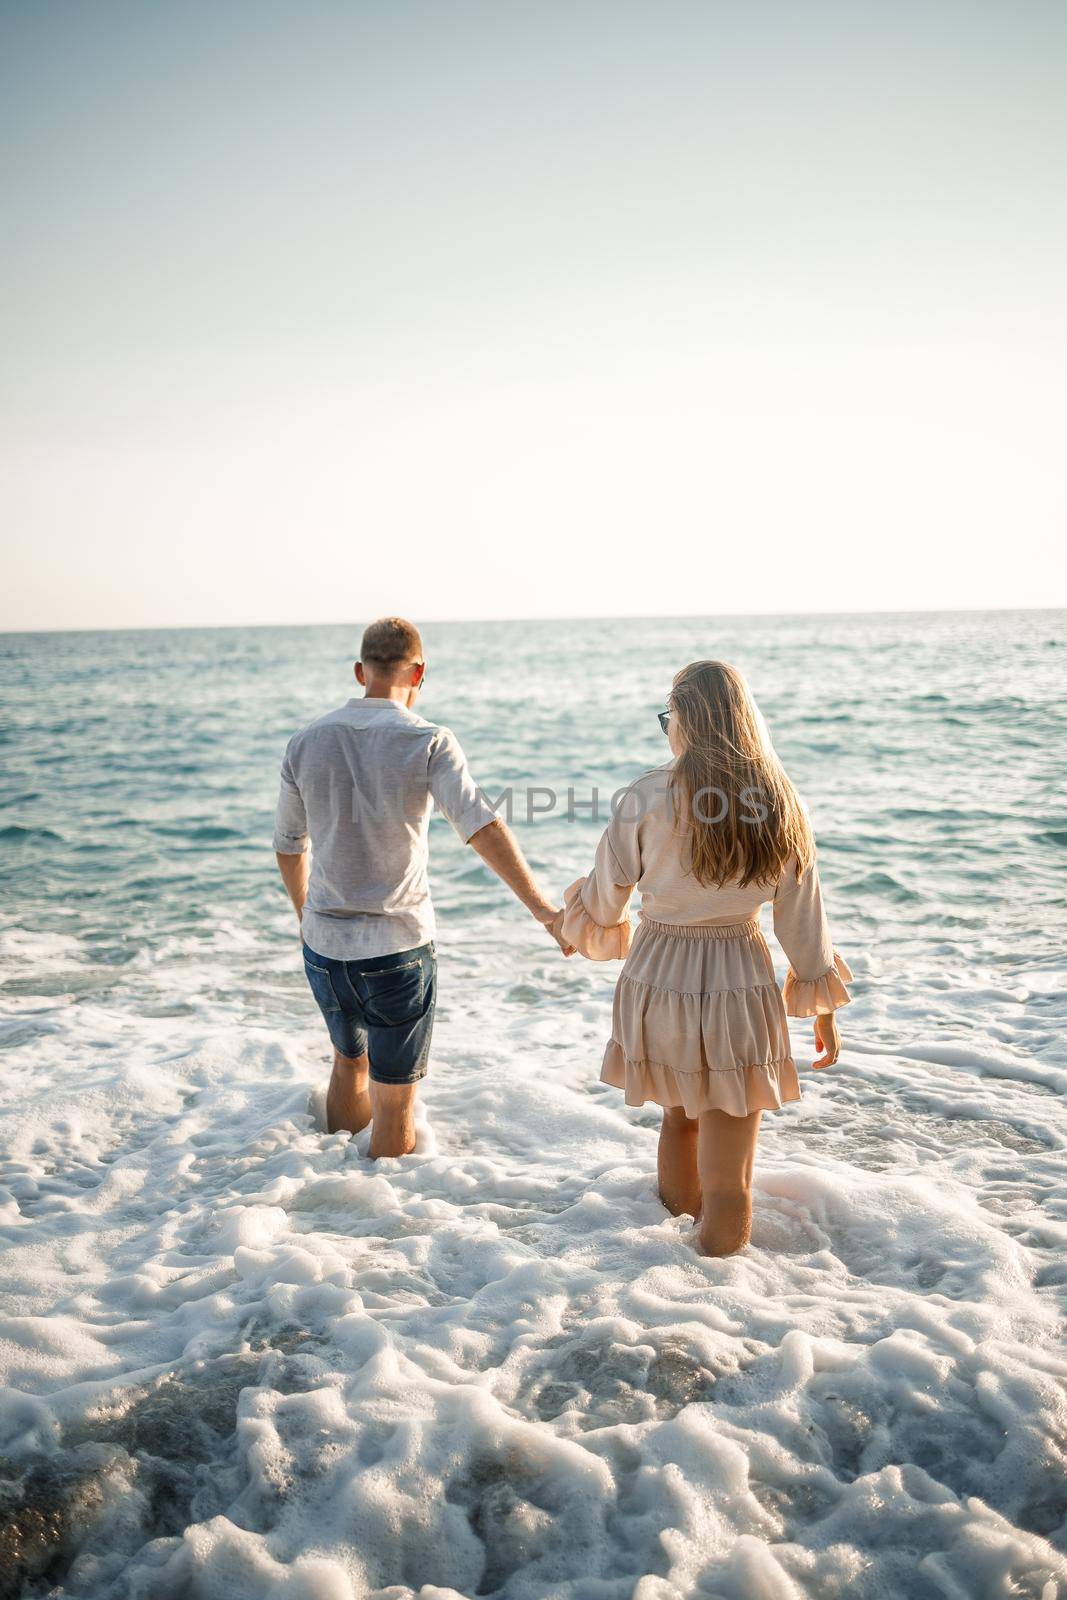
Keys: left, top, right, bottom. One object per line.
{"left": 658, "top": 1105, "right": 702, "bottom": 1217}
{"left": 368, "top": 1081, "right": 418, "bottom": 1159}
{"left": 696, "top": 1107, "right": 762, "bottom": 1256}
{"left": 326, "top": 1049, "right": 372, "bottom": 1135}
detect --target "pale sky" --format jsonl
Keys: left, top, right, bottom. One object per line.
{"left": 2, "top": 0, "right": 1065, "bottom": 631}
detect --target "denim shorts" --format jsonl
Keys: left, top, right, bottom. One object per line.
{"left": 301, "top": 941, "right": 436, "bottom": 1084}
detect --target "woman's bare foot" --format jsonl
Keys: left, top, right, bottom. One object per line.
{"left": 657, "top": 1105, "right": 702, "bottom": 1217}
{"left": 697, "top": 1187, "right": 753, "bottom": 1255}
{"left": 693, "top": 1107, "right": 761, "bottom": 1255}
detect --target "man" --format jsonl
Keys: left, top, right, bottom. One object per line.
{"left": 274, "top": 616, "right": 572, "bottom": 1158}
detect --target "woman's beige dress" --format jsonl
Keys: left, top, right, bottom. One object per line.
{"left": 560, "top": 763, "right": 853, "bottom": 1118}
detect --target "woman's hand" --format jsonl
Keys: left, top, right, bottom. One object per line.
{"left": 813, "top": 1010, "right": 840, "bottom": 1068}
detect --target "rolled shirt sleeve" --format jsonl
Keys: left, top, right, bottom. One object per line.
{"left": 273, "top": 746, "right": 309, "bottom": 855}
{"left": 773, "top": 853, "right": 853, "bottom": 1015}
{"left": 427, "top": 728, "right": 501, "bottom": 843}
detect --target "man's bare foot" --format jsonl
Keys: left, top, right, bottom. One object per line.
{"left": 368, "top": 1080, "right": 418, "bottom": 1158}
{"left": 326, "top": 1050, "right": 372, "bottom": 1135}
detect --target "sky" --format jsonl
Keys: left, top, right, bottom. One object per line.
{"left": 1, "top": 0, "right": 1065, "bottom": 631}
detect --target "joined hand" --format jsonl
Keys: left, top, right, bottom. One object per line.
{"left": 538, "top": 906, "right": 576, "bottom": 956}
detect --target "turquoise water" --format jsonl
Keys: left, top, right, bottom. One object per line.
{"left": 3, "top": 610, "right": 1064, "bottom": 992}
{"left": 1, "top": 611, "right": 1066, "bottom": 1598}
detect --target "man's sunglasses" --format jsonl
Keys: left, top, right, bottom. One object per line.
{"left": 657, "top": 708, "right": 671, "bottom": 735}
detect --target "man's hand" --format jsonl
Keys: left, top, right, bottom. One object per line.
{"left": 813, "top": 1010, "right": 841, "bottom": 1068}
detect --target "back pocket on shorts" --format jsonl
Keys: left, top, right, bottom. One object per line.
{"left": 303, "top": 957, "right": 341, "bottom": 1014}
{"left": 360, "top": 958, "right": 424, "bottom": 1026}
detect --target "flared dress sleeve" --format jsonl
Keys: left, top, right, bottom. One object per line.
{"left": 560, "top": 806, "right": 640, "bottom": 961}
{"left": 773, "top": 854, "right": 853, "bottom": 1016}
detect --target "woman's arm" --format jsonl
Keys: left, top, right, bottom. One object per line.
{"left": 772, "top": 854, "right": 853, "bottom": 1017}
{"left": 560, "top": 815, "right": 638, "bottom": 961}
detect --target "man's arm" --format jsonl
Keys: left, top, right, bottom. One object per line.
{"left": 467, "top": 819, "right": 574, "bottom": 955}
{"left": 276, "top": 849, "right": 310, "bottom": 933}
{"left": 273, "top": 740, "right": 310, "bottom": 934}
{"left": 427, "top": 729, "right": 573, "bottom": 955}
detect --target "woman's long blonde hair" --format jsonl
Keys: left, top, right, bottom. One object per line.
{"left": 667, "top": 660, "right": 814, "bottom": 888}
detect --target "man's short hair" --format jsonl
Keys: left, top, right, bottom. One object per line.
{"left": 360, "top": 616, "right": 424, "bottom": 676}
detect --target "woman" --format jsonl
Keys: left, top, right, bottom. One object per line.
{"left": 561, "top": 660, "right": 852, "bottom": 1258}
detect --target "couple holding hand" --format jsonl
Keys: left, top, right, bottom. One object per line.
{"left": 274, "top": 616, "right": 851, "bottom": 1257}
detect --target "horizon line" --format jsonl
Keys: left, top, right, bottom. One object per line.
{"left": 2, "top": 601, "right": 1065, "bottom": 640}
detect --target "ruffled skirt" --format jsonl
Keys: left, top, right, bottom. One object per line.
{"left": 601, "top": 914, "right": 801, "bottom": 1118}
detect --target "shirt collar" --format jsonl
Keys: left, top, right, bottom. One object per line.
{"left": 344, "top": 696, "right": 419, "bottom": 721}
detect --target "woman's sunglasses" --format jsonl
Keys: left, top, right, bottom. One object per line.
{"left": 657, "top": 709, "right": 671, "bottom": 735}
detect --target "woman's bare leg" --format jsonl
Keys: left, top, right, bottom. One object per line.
{"left": 696, "top": 1108, "right": 762, "bottom": 1256}
{"left": 326, "top": 1049, "right": 372, "bottom": 1135}
{"left": 658, "top": 1105, "right": 702, "bottom": 1217}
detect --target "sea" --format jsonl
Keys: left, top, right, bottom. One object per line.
{"left": 1, "top": 610, "right": 1065, "bottom": 1600}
